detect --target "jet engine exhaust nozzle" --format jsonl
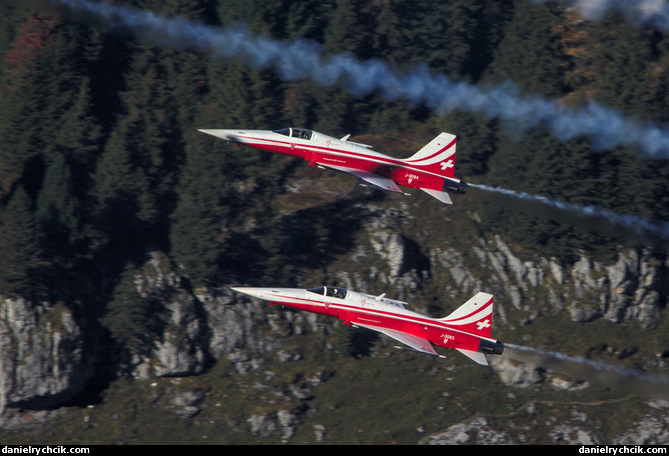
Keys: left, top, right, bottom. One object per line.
{"left": 445, "top": 179, "right": 467, "bottom": 195}
{"left": 457, "top": 180, "right": 468, "bottom": 194}
{"left": 478, "top": 339, "right": 504, "bottom": 356}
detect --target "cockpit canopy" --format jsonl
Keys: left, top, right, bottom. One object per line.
{"left": 273, "top": 127, "right": 313, "bottom": 140}
{"left": 307, "top": 286, "right": 347, "bottom": 299}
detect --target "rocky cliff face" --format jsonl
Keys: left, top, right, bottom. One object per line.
{"left": 345, "top": 206, "right": 668, "bottom": 332}
{"left": 0, "top": 298, "right": 95, "bottom": 413}
{"left": 0, "top": 209, "right": 666, "bottom": 443}
{"left": 126, "top": 252, "right": 209, "bottom": 379}
{"left": 436, "top": 233, "right": 668, "bottom": 330}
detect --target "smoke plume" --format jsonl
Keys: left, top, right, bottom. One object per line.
{"left": 36, "top": 0, "right": 669, "bottom": 159}
{"left": 470, "top": 183, "right": 669, "bottom": 241}
{"left": 532, "top": 0, "right": 669, "bottom": 33}
{"left": 504, "top": 343, "right": 669, "bottom": 399}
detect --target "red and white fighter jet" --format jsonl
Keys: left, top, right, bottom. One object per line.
{"left": 231, "top": 286, "right": 503, "bottom": 365}
{"left": 199, "top": 127, "right": 467, "bottom": 204}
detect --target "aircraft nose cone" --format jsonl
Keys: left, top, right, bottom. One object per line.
{"left": 231, "top": 287, "right": 268, "bottom": 300}
{"left": 198, "top": 129, "right": 243, "bottom": 142}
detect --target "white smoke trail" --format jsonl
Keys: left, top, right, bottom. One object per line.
{"left": 505, "top": 343, "right": 669, "bottom": 391}
{"left": 531, "top": 0, "right": 669, "bottom": 33}
{"left": 39, "top": 0, "right": 669, "bottom": 159}
{"left": 470, "top": 183, "right": 669, "bottom": 240}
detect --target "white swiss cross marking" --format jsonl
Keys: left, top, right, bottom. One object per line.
{"left": 476, "top": 319, "right": 490, "bottom": 331}
{"left": 440, "top": 159, "right": 454, "bottom": 170}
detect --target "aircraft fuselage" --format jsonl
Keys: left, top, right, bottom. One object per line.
{"left": 232, "top": 286, "right": 503, "bottom": 364}
{"left": 198, "top": 128, "right": 467, "bottom": 199}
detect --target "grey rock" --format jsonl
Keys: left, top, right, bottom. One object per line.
{"left": 426, "top": 417, "right": 513, "bottom": 445}
{"left": 0, "top": 298, "right": 95, "bottom": 414}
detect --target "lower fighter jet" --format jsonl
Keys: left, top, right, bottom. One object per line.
{"left": 198, "top": 127, "right": 467, "bottom": 204}
{"left": 231, "top": 286, "right": 503, "bottom": 365}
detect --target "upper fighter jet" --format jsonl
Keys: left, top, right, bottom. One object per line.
{"left": 232, "top": 286, "right": 503, "bottom": 365}
{"left": 198, "top": 127, "right": 467, "bottom": 204}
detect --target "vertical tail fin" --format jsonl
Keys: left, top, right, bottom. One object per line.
{"left": 440, "top": 292, "right": 494, "bottom": 338}
{"left": 403, "top": 132, "right": 457, "bottom": 178}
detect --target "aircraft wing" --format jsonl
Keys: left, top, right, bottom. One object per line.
{"left": 316, "top": 163, "right": 404, "bottom": 194}
{"left": 353, "top": 322, "right": 439, "bottom": 356}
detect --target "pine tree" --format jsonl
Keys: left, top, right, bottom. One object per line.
{"left": 54, "top": 77, "right": 103, "bottom": 178}
{"left": 91, "top": 128, "right": 152, "bottom": 257}
{"left": 579, "top": 20, "right": 656, "bottom": 121}
{"left": 0, "top": 186, "right": 42, "bottom": 296}
{"left": 35, "top": 154, "right": 80, "bottom": 258}
{"left": 322, "top": 0, "right": 375, "bottom": 59}
{"left": 91, "top": 47, "right": 185, "bottom": 254}
{"left": 483, "top": 1, "right": 568, "bottom": 98}
{"left": 169, "top": 128, "right": 233, "bottom": 286}
{"left": 99, "top": 263, "right": 150, "bottom": 351}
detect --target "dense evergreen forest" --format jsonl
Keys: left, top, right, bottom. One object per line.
{"left": 1, "top": 0, "right": 669, "bottom": 350}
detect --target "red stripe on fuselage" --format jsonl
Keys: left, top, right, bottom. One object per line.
{"left": 231, "top": 135, "right": 457, "bottom": 183}
{"left": 264, "top": 294, "right": 486, "bottom": 352}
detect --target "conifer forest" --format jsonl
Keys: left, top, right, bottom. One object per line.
{"left": 0, "top": 0, "right": 669, "bottom": 445}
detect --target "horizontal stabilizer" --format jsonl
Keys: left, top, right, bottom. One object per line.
{"left": 456, "top": 349, "right": 489, "bottom": 366}
{"left": 421, "top": 188, "right": 453, "bottom": 204}
{"left": 317, "top": 163, "right": 403, "bottom": 193}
